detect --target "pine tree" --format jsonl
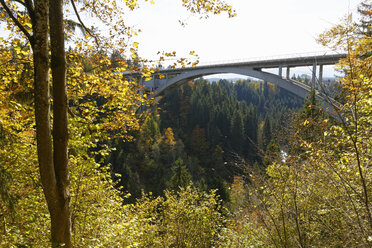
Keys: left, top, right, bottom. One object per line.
{"left": 230, "top": 111, "right": 245, "bottom": 152}
{"left": 263, "top": 81, "right": 269, "bottom": 99}
{"left": 261, "top": 115, "right": 272, "bottom": 151}
{"left": 168, "top": 158, "right": 192, "bottom": 191}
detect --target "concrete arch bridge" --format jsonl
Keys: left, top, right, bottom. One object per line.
{"left": 127, "top": 54, "right": 346, "bottom": 116}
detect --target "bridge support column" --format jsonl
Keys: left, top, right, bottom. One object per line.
{"left": 319, "top": 64, "right": 323, "bottom": 86}
{"left": 312, "top": 63, "right": 317, "bottom": 88}
{"left": 278, "top": 65, "right": 283, "bottom": 77}
{"left": 286, "top": 67, "right": 290, "bottom": 79}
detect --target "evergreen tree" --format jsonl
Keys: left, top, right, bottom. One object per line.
{"left": 263, "top": 81, "right": 269, "bottom": 99}
{"left": 138, "top": 115, "right": 161, "bottom": 153}
{"left": 262, "top": 115, "right": 272, "bottom": 151}
{"left": 168, "top": 158, "right": 192, "bottom": 191}
{"left": 189, "top": 125, "right": 210, "bottom": 160}
{"left": 230, "top": 111, "right": 245, "bottom": 152}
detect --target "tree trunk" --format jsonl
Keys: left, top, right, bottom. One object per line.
{"left": 49, "top": 0, "right": 71, "bottom": 246}
{"left": 31, "top": 0, "right": 58, "bottom": 245}
{"left": 32, "top": 0, "right": 71, "bottom": 246}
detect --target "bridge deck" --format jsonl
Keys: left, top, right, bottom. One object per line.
{"left": 122, "top": 54, "right": 346, "bottom": 76}
{"left": 151, "top": 54, "right": 346, "bottom": 74}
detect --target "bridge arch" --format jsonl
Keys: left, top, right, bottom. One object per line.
{"left": 154, "top": 66, "right": 311, "bottom": 100}
{"left": 146, "top": 66, "right": 340, "bottom": 118}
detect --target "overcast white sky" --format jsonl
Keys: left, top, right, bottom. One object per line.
{"left": 0, "top": 0, "right": 362, "bottom": 77}
{"left": 126, "top": 0, "right": 361, "bottom": 76}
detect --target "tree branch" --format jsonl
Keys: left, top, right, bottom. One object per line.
{"left": 0, "top": 0, "right": 32, "bottom": 43}
{"left": 70, "top": 0, "right": 100, "bottom": 46}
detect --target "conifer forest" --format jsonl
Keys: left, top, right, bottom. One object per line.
{"left": 0, "top": 0, "right": 371, "bottom": 247}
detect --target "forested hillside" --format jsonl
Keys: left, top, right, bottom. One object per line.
{"left": 1, "top": 0, "right": 371, "bottom": 246}
{"left": 109, "top": 79, "right": 303, "bottom": 202}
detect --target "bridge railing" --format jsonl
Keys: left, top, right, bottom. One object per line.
{"left": 195, "top": 51, "right": 341, "bottom": 67}
{"left": 142, "top": 50, "right": 343, "bottom": 69}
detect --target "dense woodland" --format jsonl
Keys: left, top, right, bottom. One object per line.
{"left": 109, "top": 79, "right": 303, "bottom": 202}
{"left": 0, "top": 0, "right": 371, "bottom": 247}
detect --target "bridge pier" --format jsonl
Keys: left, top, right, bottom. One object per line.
{"left": 312, "top": 62, "right": 317, "bottom": 88}
{"left": 278, "top": 65, "right": 283, "bottom": 77}
{"left": 286, "top": 67, "right": 290, "bottom": 79}
{"left": 319, "top": 64, "right": 323, "bottom": 85}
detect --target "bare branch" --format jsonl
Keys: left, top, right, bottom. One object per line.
{"left": 0, "top": 0, "right": 33, "bottom": 43}
{"left": 70, "top": 0, "right": 100, "bottom": 46}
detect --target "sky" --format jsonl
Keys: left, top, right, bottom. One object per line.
{"left": 0, "top": 0, "right": 362, "bottom": 78}
{"left": 126, "top": 0, "right": 362, "bottom": 77}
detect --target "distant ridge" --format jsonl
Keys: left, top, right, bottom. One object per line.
{"left": 204, "top": 76, "right": 338, "bottom": 84}
{"left": 204, "top": 77, "right": 250, "bottom": 82}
